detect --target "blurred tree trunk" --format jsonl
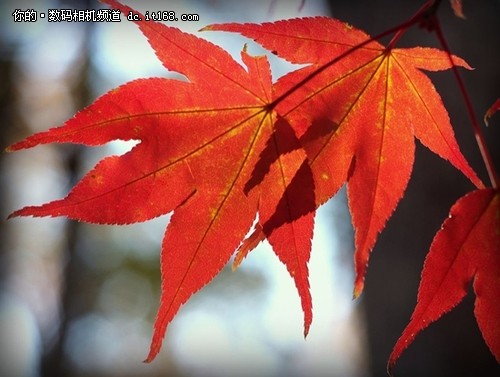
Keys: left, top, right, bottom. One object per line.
{"left": 40, "top": 2, "right": 94, "bottom": 376}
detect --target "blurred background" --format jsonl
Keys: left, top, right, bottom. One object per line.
{"left": 0, "top": 1, "right": 499, "bottom": 377}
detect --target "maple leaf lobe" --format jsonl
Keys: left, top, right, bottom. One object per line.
{"left": 207, "top": 17, "right": 483, "bottom": 300}
{"left": 388, "top": 188, "right": 500, "bottom": 372}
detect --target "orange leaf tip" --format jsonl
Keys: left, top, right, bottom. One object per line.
{"left": 353, "top": 278, "right": 365, "bottom": 299}
{"left": 484, "top": 98, "right": 500, "bottom": 126}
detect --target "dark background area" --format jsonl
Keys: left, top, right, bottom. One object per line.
{"left": 322, "top": 1, "right": 499, "bottom": 376}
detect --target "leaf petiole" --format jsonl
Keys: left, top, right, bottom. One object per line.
{"left": 432, "top": 17, "right": 498, "bottom": 189}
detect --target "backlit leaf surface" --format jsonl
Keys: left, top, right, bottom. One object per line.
{"left": 207, "top": 17, "right": 483, "bottom": 296}
{"left": 388, "top": 188, "right": 500, "bottom": 373}
{"left": 8, "top": 0, "right": 315, "bottom": 361}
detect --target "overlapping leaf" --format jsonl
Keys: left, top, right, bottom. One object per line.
{"left": 206, "top": 17, "right": 483, "bottom": 296}
{"left": 8, "top": 0, "right": 316, "bottom": 361}
{"left": 7, "top": 0, "right": 495, "bottom": 369}
{"left": 388, "top": 188, "right": 500, "bottom": 373}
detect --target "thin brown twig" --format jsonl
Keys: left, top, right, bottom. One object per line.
{"left": 432, "top": 17, "right": 498, "bottom": 188}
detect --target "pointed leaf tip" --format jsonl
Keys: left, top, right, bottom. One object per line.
{"left": 353, "top": 278, "right": 365, "bottom": 299}
{"left": 450, "top": 0, "right": 466, "bottom": 19}
{"left": 484, "top": 98, "right": 500, "bottom": 126}
{"left": 304, "top": 325, "right": 310, "bottom": 338}
{"left": 387, "top": 361, "right": 395, "bottom": 377}
{"left": 232, "top": 224, "right": 265, "bottom": 271}
{"left": 144, "top": 343, "right": 159, "bottom": 363}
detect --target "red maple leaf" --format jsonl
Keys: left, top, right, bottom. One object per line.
{"left": 205, "top": 16, "right": 483, "bottom": 297}
{"left": 7, "top": 0, "right": 316, "bottom": 361}
{"left": 7, "top": 1, "right": 493, "bottom": 368}
{"left": 388, "top": 188, "right": 500, "bottom": 374}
